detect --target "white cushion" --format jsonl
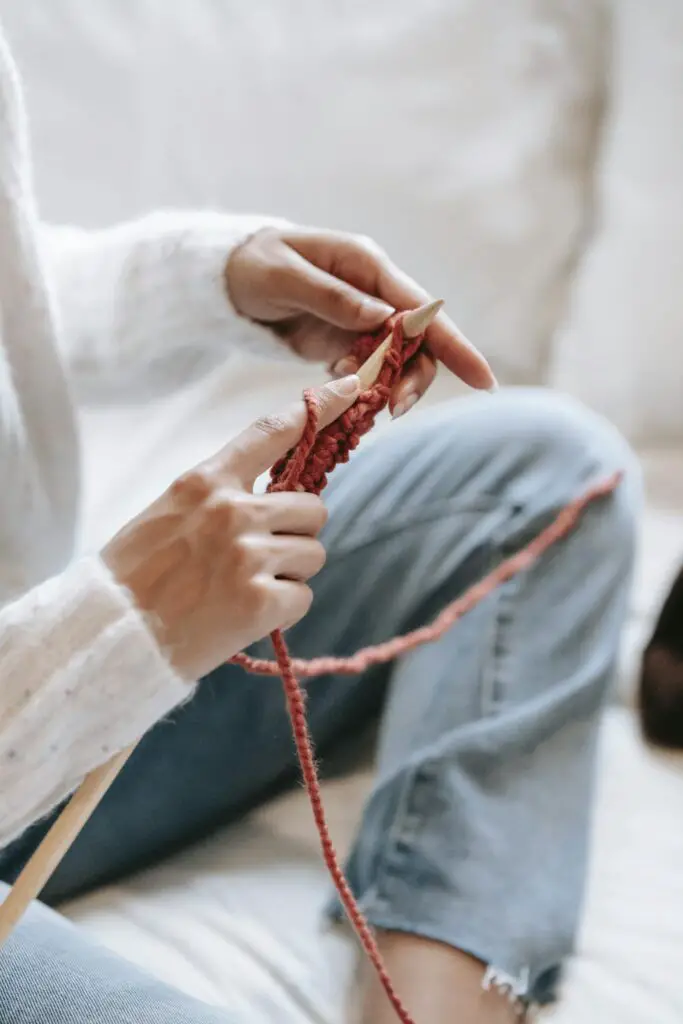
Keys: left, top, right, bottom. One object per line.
{"left": 5, "top": 0, "right": 601, "bottom": 384}
{"left": 549, "top": 0, "right": 683, "bottom": 443}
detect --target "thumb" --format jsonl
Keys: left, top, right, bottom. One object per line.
{"left": 225, "top": 375, "right": 361, "bottom": 486}
{"left": 284, "top": 250, "right": 393, "bottom": 331}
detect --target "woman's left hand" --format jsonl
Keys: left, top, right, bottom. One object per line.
{"left": 226, "top": 226, "right": 496, "bottom": 417}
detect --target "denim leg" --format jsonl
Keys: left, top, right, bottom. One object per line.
{"left": 0, "top": 884, "right": 242, "bottom": 1023}
{"left": 0, "top": 388, "right": 638, "bottom": 1015}
{"left": 323, "top": 388, "right": 640, "bottom": 1003}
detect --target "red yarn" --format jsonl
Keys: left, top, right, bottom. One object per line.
{"left": 232, "top": 314, "right": 622, "bottom": 1023}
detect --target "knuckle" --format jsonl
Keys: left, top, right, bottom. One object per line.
{"left": 204, "top": 489, "right": 250, "bottom": 534}
{"left": 253, "top": 225, "right": 282, "bottom": 247}
{"left": 230, "top": 533, "right": 260, "bottom": 574}
{"left": 322, "top": 282, "right": 355, "bottom": 317}
{"left": 296, "top": 585, "right": 314, "bottom": 619}
{"left": 310, "top": 540, "right": 327, "bottom": 574}
{"left": 252, "top": 412, "right": 294, "bottom": 440}
{"left": 294, "top": 493, "right": 328, "bottom": 532}
{"left": 313, "top": 500, "right": 329, "bottom": 531}
{"left": 282, "top": 585, "right": 313, "bottom": 629}
{"left": 169, "top": 466, "right": 214, "bottom": 506}
{"left": 310, "top": 501, "right": 329, "bottom": 534}
{"left": 355, "top": 233, "right": 384, "bottom": 258}
{"left": 243, "top": 574, "right": 271, "bottom": 617}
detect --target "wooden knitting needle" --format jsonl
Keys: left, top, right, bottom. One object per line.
{"left": 355, "top": 298, "right": 444, "bottom": 389}
{"left": 0, "top": 297, "right": 445, "bottom": 949}
{"left": 0, "top": 745, "right": 135, "bottom": 946}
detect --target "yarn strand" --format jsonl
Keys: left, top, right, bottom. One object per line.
{"left": 233, "top": 314, "right": 622, "bottom": 1023}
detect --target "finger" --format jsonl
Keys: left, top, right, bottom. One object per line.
{"left": 281, "top": 247, "right": 393, "bottom": 332}
{"left": 251, "top": 534, "right": 326, "bottom": 582}
{"left": 390, "top": 350, "right": 438, "bottom": 417}
{"left": 286, "top": 230, "right": 495, "bottom": 390}
{"left": 255, "top": 491, "right": 328, "bottom": 536}
{"left": 372, "top": 262, "right": 495, "bottom": 391}
{"left": 262, "top": 577, "right": 314, "bottom": 632}
{"left": 283, "top": 227, "right": 386, "bottom": 286}
{"left": 220, "top": 374, "right": 361, "bottom": 485}
{"left": 273, "top": 315, "right": 360, "bottom": 370}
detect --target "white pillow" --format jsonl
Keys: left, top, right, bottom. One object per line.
{"left": 5, "top": 0, "right": 601, "bottom": 383}
{"left": 549, "top": 0, "right": 683, "bottom": 443}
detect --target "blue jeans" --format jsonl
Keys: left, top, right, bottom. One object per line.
{"left": 0, "top": 389, "right": 639, "bottom": 1021}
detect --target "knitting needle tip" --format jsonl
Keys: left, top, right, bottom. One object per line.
{"left": 355, "top": 299, "right": 445, "bottom": 390}
{"left": 356, "top": 336, "right": 393, "bottom": 390}
{"left": 402, "top": 298, "right": 445, "bottom": 338}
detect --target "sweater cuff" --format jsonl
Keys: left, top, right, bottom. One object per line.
{"left": 0, "top": 558, "right": 192, "bottom": 842}
{"left": 149, "top": 210, "right": 302, "bottom": 364}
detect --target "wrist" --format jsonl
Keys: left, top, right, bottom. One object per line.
{"left": 218, "top": 218, "right": 303, "bottom": 363}
{"left": 224, "top": 226, "right": 272, "bottom": 320}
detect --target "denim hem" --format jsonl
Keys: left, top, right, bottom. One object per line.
{"left": 324, "top": 892, "right": 564, "bottom": 1008}
{"left": 323, "top": 749, "right": 573, "bottom": 1010}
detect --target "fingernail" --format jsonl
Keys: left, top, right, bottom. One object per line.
{"left": 331, "top": 374, "right": 360, "bottom": 397}
{"left": 332, "top": 357, "right": 358, "bottom": 378}
{"left": 393, "top": 392, "right": 419, "bottom": 419}
{"left": 362, "top": 297, "right": 394, "bottom": 320}
{"left": 487, "top": 376, "right": 500, "bottom": 393}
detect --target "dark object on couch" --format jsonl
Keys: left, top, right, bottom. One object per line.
{"left": 639, "top": 564, "right": 683, "bottom": 749}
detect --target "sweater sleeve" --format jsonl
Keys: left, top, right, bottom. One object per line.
{"left": 0, "top": 557, "right": 192, "bottom": 849}
{"left": 41, "top": 211, "right": 298, "bottom": 404}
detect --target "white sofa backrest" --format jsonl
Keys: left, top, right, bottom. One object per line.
{"left": 3, "top": 0, "right": 603, "bottom": 385}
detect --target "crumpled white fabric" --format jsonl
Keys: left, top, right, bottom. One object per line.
{"left": 63, "top": 705, "right": 683, "bottom": 1024}
{"left": 550, "top": 0, "right": 683, "bottom": 443}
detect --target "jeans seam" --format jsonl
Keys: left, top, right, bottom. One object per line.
{"left": 367, "top": 760, "right": 431, "bottom": 911}
{"left": 479, "top": 502, "right": 526, "bottom": 717}
{"left": 477, "top": 483, "right": 606, "bottom": 715}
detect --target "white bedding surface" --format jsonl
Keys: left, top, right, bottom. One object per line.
{"left": 64, "top": 707, "right": 683, "bottom": 1024}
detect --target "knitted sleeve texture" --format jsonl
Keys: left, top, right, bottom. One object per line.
{"left": 43, "top": 211, "right": 295, "bottom": 402}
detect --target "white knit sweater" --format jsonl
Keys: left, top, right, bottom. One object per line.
{"left": 0, "top": 29, "right": 288, "bottom": 847}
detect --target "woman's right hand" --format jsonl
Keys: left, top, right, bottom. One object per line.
{"left": 101, "top": 375, "right": 361, "bottom": 681}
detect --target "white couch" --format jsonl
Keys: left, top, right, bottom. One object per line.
{"left": 4, "top": 2, "right": 683, "bottom": 1020}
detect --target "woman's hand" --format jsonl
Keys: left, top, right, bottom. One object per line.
{"left": 226, "top": 226, "right": 496, "bottom": 417}
{"left": 102, "top": 377, "right": 360, "bottom": 681}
